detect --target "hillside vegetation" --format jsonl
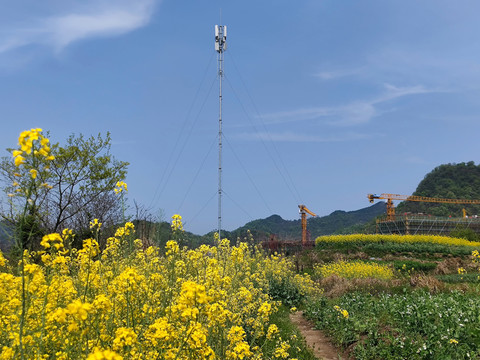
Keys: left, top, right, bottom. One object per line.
{"left": 397, "top": 161, "right": 480, "bottom": 217}
{"left": 217, "top": 202, "right": 386, "bottom": 242}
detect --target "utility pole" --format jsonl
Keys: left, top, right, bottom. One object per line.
{"left": 215, "top": 24, "right": 227, "bottom": 240}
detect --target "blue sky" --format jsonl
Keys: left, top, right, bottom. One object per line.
{"left": 1, "top": 1, "right": 480, "bottom": 234}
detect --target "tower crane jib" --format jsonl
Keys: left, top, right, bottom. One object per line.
{"left": 368, "top": 193, "right": 480, "bottom": 220}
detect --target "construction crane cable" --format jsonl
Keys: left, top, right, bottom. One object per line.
{"left": 148, "top": 52, "right": 216, "bottom": 209}
{"left": 223, "top": 190, "right": 252, "bottom": 219}
{"left": 177, "top": 136, "right": 217, "bottom": 212}
{"left": 227, "top": 51, "right": 304, "bottom": 205}
{"left": 186, "top": 191, "right": 218, "bottom": 228}
{"left": 223, "top": 72, "right": 301, "bottom": 205}
{"left": 150, "top": 75, "right": 217, "bottom": 209}
{"left": 223, "top": 133, "right": 273, "bottom": 214}
{"left": 224, "top": 75, "right": 300, "bottom": 204}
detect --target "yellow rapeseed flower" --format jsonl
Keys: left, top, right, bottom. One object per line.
{"left": 12, "top": 150, "right": 22, "bottom": 158}
{"left": 12, "top": 128, "right": 53, "bottom": 179}
{"left": 0, "top": 251, "right": 6, "bottom": 267}
{"left": 40, "top": 233, "right": 64, "bottom": 250}
{"left": 114, "top": 181, "right": 128, "bottom": 194}
{"left": 67, "top": 300, "right": 92, "bottom": 321}
{"left": 334, "top": 305, "right": 349, "bottom": 319}
{"left": 171, "top": 214, "right": 183, "bottom": 232}
{"left": 14, "top": 155, "right": 25, "bottom": 167}
{"left": 113, "top": 327, "right": 137, "bottom": 351}
{"left": 87, "top": 349, "right": 123, "bottom": 360}
{"left": 90, "top": 218, "right": 102, "bottom": 230}
{"left": 266, "top": 324, "right": 279, "bottom": 339}
{"left": 273, "top": 341, "right": 290, "bottom": 359}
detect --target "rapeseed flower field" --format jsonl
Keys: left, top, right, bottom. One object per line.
{"left": 316, "top": 234, "right": 480, "bottom": 247}
{"left": 0, "top": 225, "right": 322, "bottom": 359}
{"left": 315, "top": 260, "right": 394, "bottom": 280}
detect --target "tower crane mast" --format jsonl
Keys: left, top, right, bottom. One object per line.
{"left": 298, "top": 205, "right": 317, "bottom": 246}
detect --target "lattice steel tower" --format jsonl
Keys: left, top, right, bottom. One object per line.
{"left": 215, "top": 24, "right": 227, "bottom": 240}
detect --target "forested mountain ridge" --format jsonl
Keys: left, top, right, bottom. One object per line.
{"left": 397, "top": 162, "right": 480, "bottom": 217}
{"left": 0, "top": 203, "right": 387, "bottom": 251}
{"left": 214, "top": 202, "right": 387, "bottom": 242}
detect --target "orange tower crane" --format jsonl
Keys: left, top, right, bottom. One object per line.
{"left": 298, "top": 205, "right": 317, "bottom": 246}
{"left": 367, "top": 193, "right": 480, "bottom": 220}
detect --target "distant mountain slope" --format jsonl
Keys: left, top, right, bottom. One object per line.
{"left": 0, "top": 204, "right": 386, "bottom": 251}
{"left": 307, "top": 202, "right": 387, "bottom": 236}
{"left": 397, "top": 162, "right": 480, "bottom": 217}
{"left": 219, "top": 202, "right": 386, "bottom": 242}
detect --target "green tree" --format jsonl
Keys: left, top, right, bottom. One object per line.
{"left": 1, "top": 132, "right": 129, "bottom": 243}
{"left": 450, "top": 226, "right": 479, "bottom": 242}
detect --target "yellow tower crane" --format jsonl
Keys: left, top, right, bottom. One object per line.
{"left": 298, "top": 205, "right": 317, "bottom": 246}
{"left": 367, "top": 193, "right": 480, "bottom": 220}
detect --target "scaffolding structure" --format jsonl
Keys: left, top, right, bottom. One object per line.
{"left": 376, "top": 214, "right": 480, "bottom": 235}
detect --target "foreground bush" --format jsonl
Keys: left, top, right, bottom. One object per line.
{"left": 0, "top": 225, "right": 320, "bottom": 360}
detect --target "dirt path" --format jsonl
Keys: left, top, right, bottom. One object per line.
{"left": 289, "top": 311, "right": 347, "bottom": 360}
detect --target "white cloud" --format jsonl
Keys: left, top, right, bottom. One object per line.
{"left": 0, "top": 1, "right": 158, "bottom": 54}
{"left": 379, "top": 83, "right": 430, "bottom": 101}
{"left": 259, "top": 83, "right": 437, "bottom": 127}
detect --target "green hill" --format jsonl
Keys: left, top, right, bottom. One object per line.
{"left": 212, "top": 202, "right": 386, "bottom": 243}
{"left": 397, "top": 161, "right": 480, "bottom": 217}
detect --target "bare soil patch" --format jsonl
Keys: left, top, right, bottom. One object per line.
{"left": 289, "top": 311, "right": 347, "bottom": 360}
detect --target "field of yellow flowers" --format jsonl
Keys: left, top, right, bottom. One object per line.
{"left": 314, "top": 260, "right": 394, "bottom": 280}
{"left": 315, "top": 233, "right": 480, "bottom": 260}
{"left": 0, "top": 223, "right": 323, "bottom": 360}
{"left": 316, "top": 233, "right": 480, "bottom": 248}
